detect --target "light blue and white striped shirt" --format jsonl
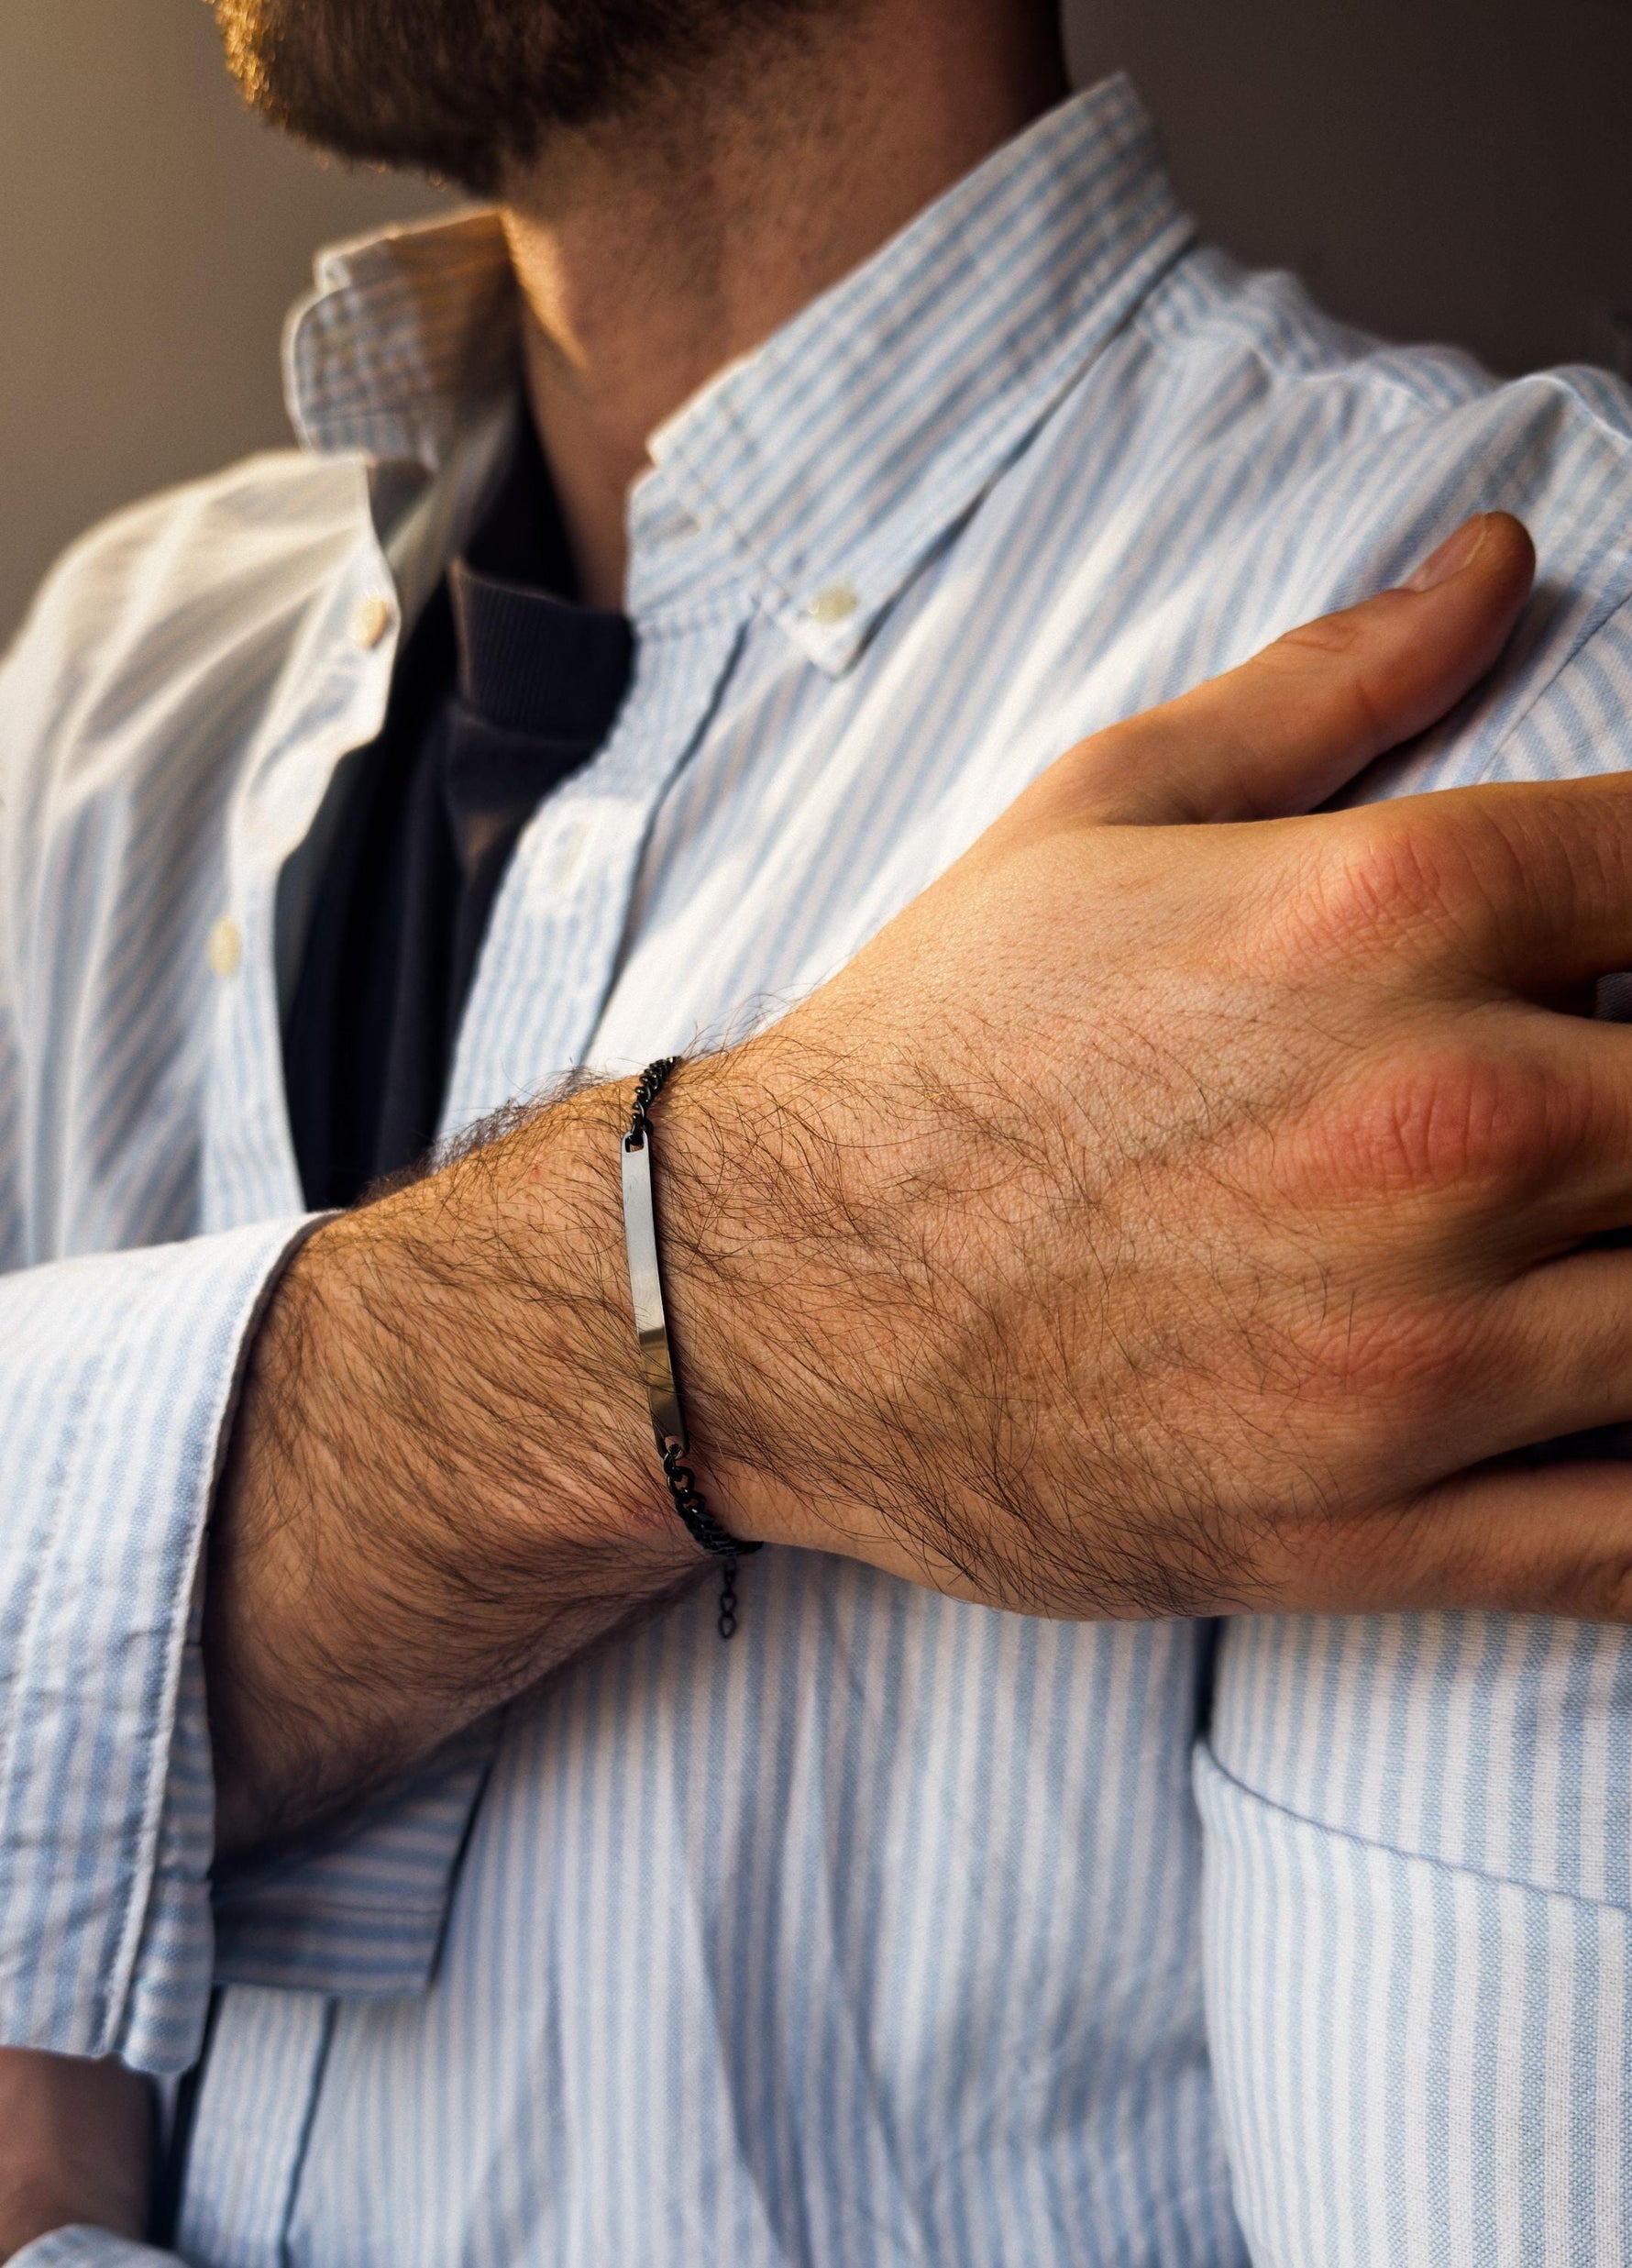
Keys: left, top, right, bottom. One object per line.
{"left": 5, "top": 76, "right": 1632, "bottom": 2266}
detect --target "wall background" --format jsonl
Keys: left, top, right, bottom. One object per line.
{"left": 2, "top": 0, "right": 1629, "bottom": 644}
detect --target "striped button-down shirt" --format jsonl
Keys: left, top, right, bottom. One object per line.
{"left": 5, "top": 76, "right": 1632, "bottom": 2268}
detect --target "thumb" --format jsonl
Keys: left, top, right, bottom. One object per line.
{"left": 1057, "top": 512, "right": 1535, "bottom": 828}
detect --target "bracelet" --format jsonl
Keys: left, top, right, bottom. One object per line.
{"left": 621, "top": 1057, "right": 763, "bottom": 1639}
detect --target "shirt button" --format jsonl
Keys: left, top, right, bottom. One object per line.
{"left": 207, "top": 915, "right": 242, "bottom": 979}
{"left": 347, "top": 592, "right": 393, "bottom": 649}
{"left": 805, "top": 581, "right": 858, "bottom": 625}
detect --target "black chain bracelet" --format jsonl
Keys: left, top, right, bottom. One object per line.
{"left": 621, "top": 1057, "right": 763, "bottom": 1638}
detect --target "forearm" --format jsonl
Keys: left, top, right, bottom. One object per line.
{"left": 207, "top": 1024, "right": 988, "bottom": 1856}
{"left": 208, "top": 1073, "right": 706, "bottom": 1853}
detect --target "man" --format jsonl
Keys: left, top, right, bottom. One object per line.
{"left": 2, "top": 0, "right": 1631, "bottom": 2253}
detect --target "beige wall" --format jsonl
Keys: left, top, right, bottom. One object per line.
{"left": 2, "top": 0, "right": 1629, "bottom": 645}
{"left": 0, "top": 0, "right": 448, "bottom": 645}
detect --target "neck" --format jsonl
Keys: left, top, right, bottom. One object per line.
{"left": 501, "top": 0, "right": 1067, "bottom": 608}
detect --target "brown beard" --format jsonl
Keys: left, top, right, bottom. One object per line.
{"left": 212, "top": 0, "right": 819, "bottom": 194}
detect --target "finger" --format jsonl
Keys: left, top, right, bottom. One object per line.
{"left": 1375, "top": 1008, "right": 1632, "bottom": 1266}
{"left": 1285, "top": 1254, "right": 1632, "bottom": 1499}
{"left": 1329, "top": 1248, "right": 1632, "bottom": 1503}
{"left": 1053, "top": 512, "right": 1534, "bottom": 828}
{"left": 1470, "top": 1251, "right": 1632, "bottom": 1455}
{"left": 1283, "top": 1458, "right": 1632, "bottom": 1624}
{"left": 1383, "top": 770, "right": 1632, "bottom": 990}
{"left": 1517, "top": 1012, "right": 1632, "bottom": 1250}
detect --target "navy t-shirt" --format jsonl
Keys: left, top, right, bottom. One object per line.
{"left": 284, "top": 415, "right": 634, "bottom": 1209}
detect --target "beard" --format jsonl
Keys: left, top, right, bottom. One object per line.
{"left": 213, "top": 0, "right": 821, "bottom": 194}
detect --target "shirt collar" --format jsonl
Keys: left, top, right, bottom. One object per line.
{"left": 283, "top": 74, "right": 1192, "bottom": 672}
{"left": 283, "top": 208, "right": 520, "bottom": 470}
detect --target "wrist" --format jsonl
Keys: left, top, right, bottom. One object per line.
{"left": 640, "top": 1035, "right": 983, "bottom": 1589}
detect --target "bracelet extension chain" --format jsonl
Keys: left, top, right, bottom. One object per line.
{"left": 621, "top": 1057, "right": 763, "bottom": 1639}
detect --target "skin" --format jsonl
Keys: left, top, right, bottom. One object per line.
{"left": 191, "top": 507, "right": 1632, "bottom": 1818}
{"left": 503, "top": 0, "right": 1069, "bottom": 602}
{"left": 12, "top": 0, "right": 1632, "bottom": 2251}
{"left": 202, "top": 510, "right": 1632, "bottom": 1869}
{"left": 16, "top": 519, "right": 1632, "bottom": 2257}
{"left": 0, "top": 2054, "right": 149, "bottom": 2257}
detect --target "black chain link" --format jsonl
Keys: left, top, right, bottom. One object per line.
{"left": 624, "top": 1056, "right": 679, "bottom": 1153}
{"left": 661, "top": 1442, "right": 749, "bottom": 1639}
{"left": 630, "top": 1059, "right": 762, "bottom": 1640}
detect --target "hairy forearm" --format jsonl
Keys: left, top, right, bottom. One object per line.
{"left": 208, "top": 1074, "right": 706, "bottom": 1854}
{"left": 207, "top": 1021, "right": 1028, "bottom": 1857}
{"left": 207, "top": 1042, "right": 890, "bottom": 1853}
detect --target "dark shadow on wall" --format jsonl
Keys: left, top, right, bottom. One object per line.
{"left": 1071, "top": 0, "right": 1632, "bottom": 382}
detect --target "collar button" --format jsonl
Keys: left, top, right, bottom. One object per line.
{"left": 804, "top": 581, "right": 858, "bottom": 626}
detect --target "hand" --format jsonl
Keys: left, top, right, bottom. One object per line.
{"left": 0, "top": 2050, "right": 150, "bottom": 2261}
{"left": 712, "top": 510, "right": 1632, "bottom": 1618}
{"left": 215, "top": 510, "right": 1626, "bottom": 1853}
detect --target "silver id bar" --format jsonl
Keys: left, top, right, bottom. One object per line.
{"left": 621, "top": 1132, "right": 688, "bottom": 1455}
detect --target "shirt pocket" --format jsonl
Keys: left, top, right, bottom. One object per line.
{"left": 1196, "top": 1738, "right": 1632, "bottom": 2267}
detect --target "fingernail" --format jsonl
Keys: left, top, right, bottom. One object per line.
{"left": 1405, "top": 515, "right": 1491, "bottom": 592}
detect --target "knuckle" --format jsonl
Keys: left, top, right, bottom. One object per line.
{"left": 1538, "top": 1551, "right": 1632, "bottom": 1626}
{"left": 1585, "top": 1559, "right": 1632, "bottom": 1624}
{"left": 1285, "top": 794, "right": 1537, "bottom": 968}
{"left": 1262, "top": 602, "right": 1424, "bottom": 751}
{"left": 1265, "top": 612, "right": 1388, "bottom": 732}
{"left": 1271, "top": 611, "right": 1367, "bottom": 664}
{"left": 1289, "top": 806, "right": 1460, "bottom": 958}
{"left": 1303, "top": 1046, "right": 1569, "bottom": 1208}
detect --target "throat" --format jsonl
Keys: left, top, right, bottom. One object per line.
{"left": 498, "top": 0, "right": 1068, "bottom": 611}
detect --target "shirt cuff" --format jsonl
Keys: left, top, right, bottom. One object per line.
{"left": 212, "top": 1712, "right": 500, "bottom": 1997}
{"left": 9, "top": 2236, "right": 179, "bottom": 2268}
{"left": 0, "top": 1220, "right": 313, "bottom": 2072}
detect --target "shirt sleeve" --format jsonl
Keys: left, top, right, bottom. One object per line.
{"left": 0, "top": 1217, "right": 311, "bottom": 2073}
{"left": 210, "top": 1715, "right": 499, "bottom": 1999}
{"left": 0, "top": 1040, "right": 494, "bottom": 2060}
{"left": 0, "top": 884, "right": 492, "bottom": 2074}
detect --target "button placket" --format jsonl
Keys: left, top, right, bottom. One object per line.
{"left": 203, "top": 551, "right": 402, "bottom": 1232}
{"left": 177, "top": 1991, "right": 336, "bottom": 2268}
{"left": 438, "top": 613, "right": 748, "bottom": 1139}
